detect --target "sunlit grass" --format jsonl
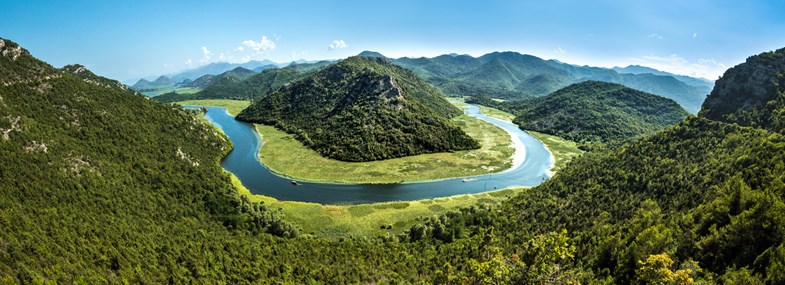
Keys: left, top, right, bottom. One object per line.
{"left": 175, "top": 99, "right": 250, "bottom": 116}
{"left": 254, "top": 111, "right": 514, "bottom": 184}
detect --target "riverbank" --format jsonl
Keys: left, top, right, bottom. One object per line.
{"left": 463, "top": 99, "right": 582, "bottom": 174}
{"left": 178, "top": 100, "right": 566, "bottom": 238}
{"left": 231, "top": 171, "right": 526, "bottom": 238}
{"left": 254, "top": 104, "right": 515, "bottom": 184}
{"left": 176, "top": 99, "right": 250, "bottom": 115}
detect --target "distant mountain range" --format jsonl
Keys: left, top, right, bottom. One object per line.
{"left": 369, "top": 51, "right": 714, "bottom": 113}
{"left": 139, "top": 50, "right": 714, "bottom": 113}
{"left": 153, "top": 61, "right": 333, "bottom": 103}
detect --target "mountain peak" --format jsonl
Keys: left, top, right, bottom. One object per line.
{"left": 236, "top": 57, "right": 479, "bottom": 162}
{"left": 357, "top": 51, "right": 386, "bottom": 58}
{"left": 699, "top": 46, "right": 785, "bottom": 134}
{"left": 0, "top": 38, "right": 27, "bottom": 61}
{"left": 0, "top": 38, "right": 59, "bottom": 85}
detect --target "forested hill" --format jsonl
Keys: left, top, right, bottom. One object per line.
{"left": 699, "top": 47, "right": 785, "bottom": 134}
{"left": 236, "top": 56, "right": 479, "bottom": 162}
{"left": 0, "top": 38, "right": 302, "bottom": 282}
{"left": 408, "top": 47, "right": 785, "bottom": 283}
{"left": 508, "top": 81, "right": 689, "bottom": 144}
{"left": 59, "top": 64, "right": 136, "bottom": 94}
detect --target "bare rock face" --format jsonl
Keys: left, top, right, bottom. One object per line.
{"left": 0, "top": 39, "right": 23, "bottom": 61}
{"left": 699, "top": 47, "right": 785, "bottom": 133}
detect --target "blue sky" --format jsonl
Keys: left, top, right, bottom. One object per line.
{"left": 1, "top": 0, "right": 784, "bottom": 81}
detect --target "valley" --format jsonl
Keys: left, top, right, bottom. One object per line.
{"left": 3, "top": 2, "right": 785, "bottom": 282}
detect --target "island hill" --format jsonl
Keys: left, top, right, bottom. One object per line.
{"left": 513, "top": 81, "right": 689, "bottom": 144}
{"left": 236, "top": 56, "right": 480, "bottom": 162}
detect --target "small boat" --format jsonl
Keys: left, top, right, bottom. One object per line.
{"left": 291, "top": 181, "right": 299, "bottom": 186}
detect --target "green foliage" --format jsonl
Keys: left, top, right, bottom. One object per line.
{"left": 237, "top": 56, "right": 479, "bottom": 162}
{"left": 4, "top": 37, "right": 785, "bottom": 284}
{"left": 507, "top": 81, "right": 689, "bottom": 144}
{"left": 699, "top": 47, "right": 785, "bottom": 134}
{"left": 405, "top": 115, "right": 785, "bottom": 283}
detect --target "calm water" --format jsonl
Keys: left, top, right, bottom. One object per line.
{"left": 195, "top": 104, "right": 552, "bottom": 204}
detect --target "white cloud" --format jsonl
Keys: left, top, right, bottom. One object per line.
{"left": 218, "top": 53, "right": 228, "bottom": 61}
{"left": 163, "top": 63, "right": 173, "bottom": 68}
{"left": 273, "top": 34, "right": 282, "bottom": 41}
{"left": 629, "top": 53, "right": 727, "bottom": 79}
{"left": 184, "top": 59, "right": 193, "bottom": 65}
{"left": 693, "top": 33, "right": 698, "bottom": 38}
{"left": 200, "top": 46, "right": 213, "bottom": 63}
{"left": 554, "top": 47, "right": 566, "bottom": 54}
{"left": 328, "top": 39, "right": 348, "bottom": 50}
{"left": 242, "top": 36, "right": 276, "bottom": 53}
{"left": 235, "top": 46, "right": 245, "bottom": 52}
{"left": 648, "top": 33, "right": 664, "bottom": 40}
{"left": 585, "top": 33, "right": 597, "bottom": 38}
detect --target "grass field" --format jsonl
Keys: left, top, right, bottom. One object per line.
{"left": 175, "top": 99, "right": 250, "bottom": 116}
{"left": 528, "top": 131, "right": 582, "bottom": 172}
{"left": 479, "top": 105, "right": 516, "bottom": 121}
{"left": 468, "top": 101, "right": 583, "bottom": 172}
{"left": 142, "top": 86, "right": 203, "bottom": 97}
{"left": 230, "top": 170, "right": 525, "bottom": 238}
{"left": 255, "top": 112, "right": 514, "bottom": 184}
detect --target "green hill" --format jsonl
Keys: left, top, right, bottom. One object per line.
{"left": 699, "top": 47, "right": 785, "bottom": 134}
{"left": 236, "top": 56, "right": 479, "bottom": 162}
{"left": 407, "top": 48, "right": 785, "bottom": 283}
{"left": 59, "top": 64, "right": 136, "bottom": 94}
{"left": 508, "top": 81, "right": 689, "bottom": 144}
{"left": 392, "top": 51, "right": 712, "bottom": 113}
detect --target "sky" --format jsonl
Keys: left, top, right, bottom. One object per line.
{"left": 2, "top": 0, "right": 784, "bottom": 82}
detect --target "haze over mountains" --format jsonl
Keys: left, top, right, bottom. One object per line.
{"left": 137, "top": 50, "right": 714, "bottom": 113}
{"left": 385, "top": 51, "right": 713, "bottom": 113}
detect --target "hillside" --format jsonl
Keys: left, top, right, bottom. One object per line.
{"left": 0, "top": 38, "right": 313, "bottom": 282}
{"left": 505, "top": 81, "right": 689, "bottom": 144}
{"left": 59, "top": 64, "right": 136, "bottom": 94}
{"left": 699, "top": 47, "right": 785, "bottom": 134}
{"left": 237, "top": 56, "right": 479, "bottom": 162}
{"left": 392, "top": 51, "right": 712, "bottom": 113}
{"left": 408, "top": 48, "right": 785, "bottom": 283}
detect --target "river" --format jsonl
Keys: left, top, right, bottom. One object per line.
{"left": 195, "top": 104, "right": 553, "bottom": 204}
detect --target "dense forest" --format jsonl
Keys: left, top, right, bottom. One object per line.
{"left": 501, "top": 81, "right": 689, "bottom": 144}
{"left": 237, "top": 56, "right": 480, "bottom": 162}
{"left": 3, "top": 36, "right": 785, "bottom": 284}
